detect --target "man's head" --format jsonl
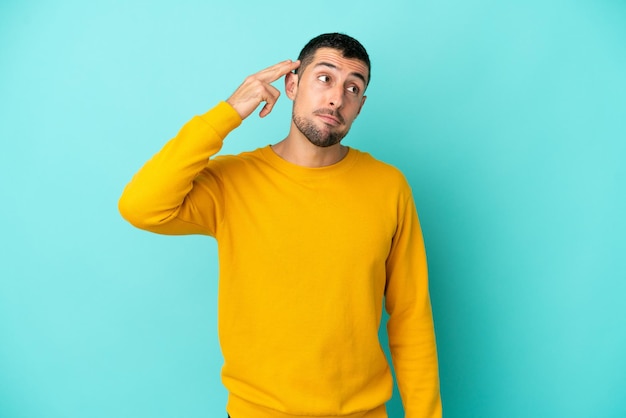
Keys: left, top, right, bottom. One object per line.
{"left": 285, "top": 33, "right": 370, "bottom": 148}
{"left": 295, "top": 33, "right": 371, "bottom": 87}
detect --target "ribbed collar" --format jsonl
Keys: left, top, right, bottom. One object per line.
{"left": 259, "top": 145, "right": 360, "bottom": 181}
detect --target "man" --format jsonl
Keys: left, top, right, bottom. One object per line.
{"left": 119, "top": 33, "right": 441, "bottom": 418}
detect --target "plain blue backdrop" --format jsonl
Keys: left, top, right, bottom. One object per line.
{"left": 1, "top": 1, "right": 625, "bottom": 417}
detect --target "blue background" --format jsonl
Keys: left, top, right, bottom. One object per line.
{"left": 1, "top": 1, "right": 625, "bottom": 417}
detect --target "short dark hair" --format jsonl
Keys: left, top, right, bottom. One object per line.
{"left": 296, "top": 33, "right": 371, "bottom": 86}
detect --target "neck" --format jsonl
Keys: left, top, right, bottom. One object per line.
{"left": 272, "top": 126, "right": 348, "bottom": 168}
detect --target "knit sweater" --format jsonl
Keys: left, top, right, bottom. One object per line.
{"left": 118, "top": 101, "right": 441, "bottom": 418}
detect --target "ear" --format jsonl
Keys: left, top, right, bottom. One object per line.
{"left": 356, "top": 95, "right": 367, "bottom": 117}
{"left": 285, "top": 72, "right": 299, "bottom": 100}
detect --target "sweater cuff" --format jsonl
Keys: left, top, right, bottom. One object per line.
{"left": 199, "top": 101, "right": 243, "bottom": 139}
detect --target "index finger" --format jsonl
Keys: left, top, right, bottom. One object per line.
{"left": 258, "top": 59, "right": 301, "bottom": 83}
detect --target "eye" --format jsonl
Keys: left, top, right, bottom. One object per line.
{"left": 317, "top": 75, "right": 330, "bottom": 83}
{"left": 347, "top": 85, "right": 360, "bottom": 94}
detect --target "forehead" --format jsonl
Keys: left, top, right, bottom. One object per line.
{"left": 308, "top": 48, "right": 369, "bottom": 83}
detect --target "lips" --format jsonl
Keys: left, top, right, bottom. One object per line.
{"left": 317, "top": 114, "right": 340, "bottom": 125}
{"left": 314, "top": 109, "right": 343, "bottom": 126}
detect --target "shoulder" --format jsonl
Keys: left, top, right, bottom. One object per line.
{"left": 208, "top": 147, "right": 266, "bottom": 171}
{"left": 351, "top": 149, "right": 411, "bottom": 190}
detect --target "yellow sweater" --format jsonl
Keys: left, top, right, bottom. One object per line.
{"left": 119, "top": 102, "right": 441, "bottom": 418}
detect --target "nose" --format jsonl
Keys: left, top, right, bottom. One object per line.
{"left": 328, "top": 85, "right": 344, "bottom": 109}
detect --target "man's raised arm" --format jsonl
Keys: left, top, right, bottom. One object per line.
{"left": 118, "top": 59, "right": 300, "bottom": 236}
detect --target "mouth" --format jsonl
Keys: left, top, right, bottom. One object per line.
{"left": 314, "top": 109, "right": 343, "bottom": 126}
{"left": 317, "top": 114, "right": 340, "bottom": 126}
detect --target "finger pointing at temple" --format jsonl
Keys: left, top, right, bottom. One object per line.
{"left": 227, "top": 59, "right": 301, "bottom": 120}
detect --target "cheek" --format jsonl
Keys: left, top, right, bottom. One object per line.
{"left": 293, "top": 90, "right": 315, "bottom": 111}
{"left": 345, "top": 101, "right": 361, "bottom": 117}
{"left": 292, "top": 96, "right": 309, "bottom": 118}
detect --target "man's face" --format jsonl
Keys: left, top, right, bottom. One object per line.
{"left": 286, "top": 48, "right": 368, "bottom": 148}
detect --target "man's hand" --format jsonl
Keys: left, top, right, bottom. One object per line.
{"left": 227, "top": 59, "right": 301, "bottom": 120}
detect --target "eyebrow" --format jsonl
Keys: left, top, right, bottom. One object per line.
{"left": 313, "top": 62, "right": 367, "bottom": 85}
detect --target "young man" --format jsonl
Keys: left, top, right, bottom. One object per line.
{"left": 119, "top": 33, "right": 442, "bottom": 418}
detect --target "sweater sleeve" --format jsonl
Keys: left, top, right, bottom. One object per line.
{"left": 118, "top": 101, "right": 242, "bottom": 236}
{"left": 385, "top": 193, "right": 442, "bottom": 418}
